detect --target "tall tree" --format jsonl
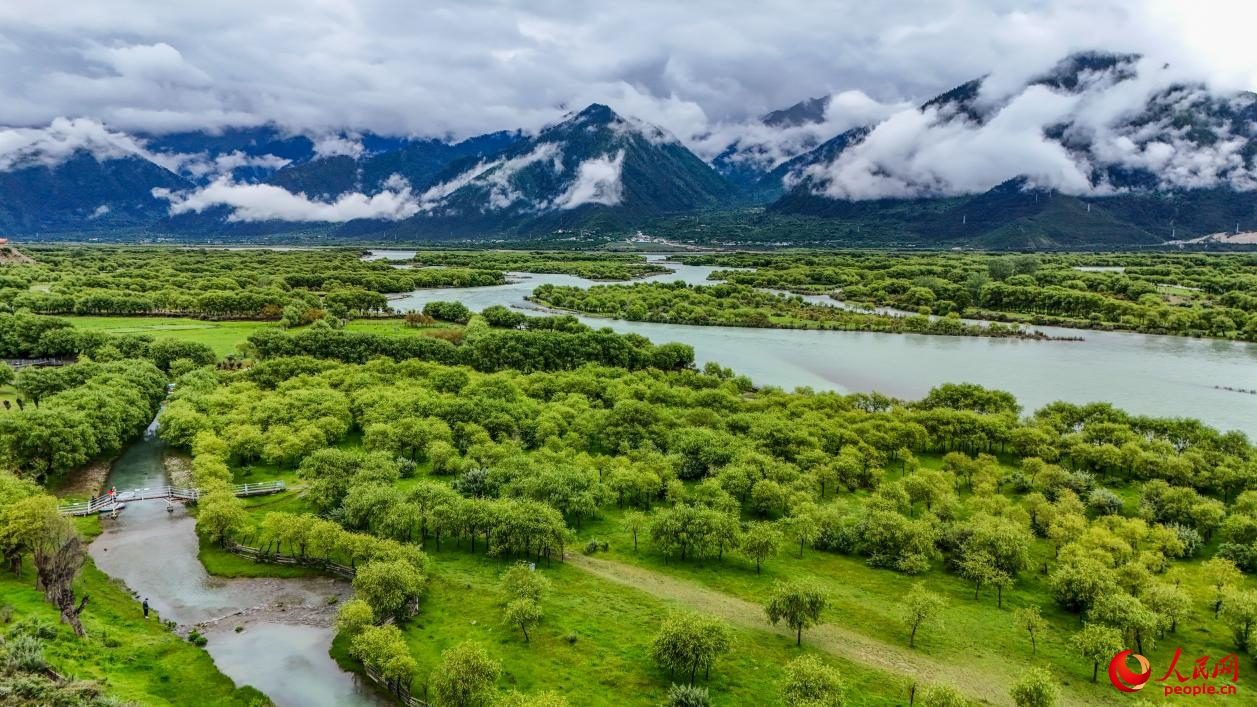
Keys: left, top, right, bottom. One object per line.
{"left": 29, "top": 503, "right": 90, "bottom": 636}
{"left": 781, "top": 655, "right": 845, "bottom": 707}
{"left": 1013, "top": 606, "right": 1047, "bottom": 657}
{"left": 1009, "top": 668, "right": 1058, "bottom": 707}
{"left": 1071, "top": 624, "right": 1123, "bottom": 683}
{"left": 740, "top": 522, "right": 782, "bottom": 574}
{"left": 650, "top": 612, "right": 733, "bottom": 685}
{"left": 504, "top": 598, "right": 543, "bottom": 643}
{"left": 430, "top": 641, "right": 501, "bottom": 707}
{"left": 764, "top": 580, "right": 828, "bottom": 646}
{"left": 900, "top": 583, "right": 945, "bottom": 649}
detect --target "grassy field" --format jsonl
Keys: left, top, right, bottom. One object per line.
{"left": 63, "top": 315, "right": 461, "bottom": 357}
{"left": 0, "top": 558, "right": 265, "bottom": 706}
{"left": 330, "top": 549, "right": 913, "bottom": 706}
{"left": 67, "top": 316, "right": 275, "bottom": 357}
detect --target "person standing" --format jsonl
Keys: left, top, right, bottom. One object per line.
{"left": 142, "top": 597, "right": 150, "bottom": 619}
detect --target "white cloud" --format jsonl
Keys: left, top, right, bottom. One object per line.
{"left": 163, "top": 150, "right": 293, "bottom": 180}
{"left": 88, "top": 204, "right": 110, "bottom": 218}
{"left": 85, "top": 42, "right": 212, "bottom": 88}
{"left": 0, "top": 0, "right": 1249, "bottom": 148}
{"left": 313, "top": 135, "right": 364, "bottom": 159}
{"left": 419, "top": 142, "right": 564, "bottom": 212}
{"left": 795, "top": 56, "right": 1257, "bottom": 199}
{"left": 696, "top": 90, "right": 910, "bottom": 168}
{"left": 554, "top": 150, "right": 625, "bottom": 209}
{"left": 0, "top": 117, "right": 153, "bottom": 170}
{"left": 153, "top": 174, "right": 419, "bottom": 222}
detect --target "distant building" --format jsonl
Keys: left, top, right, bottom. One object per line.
{"left": 0, "top": 238, "right": 9, "bottom": 245}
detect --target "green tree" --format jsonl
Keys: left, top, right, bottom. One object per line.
{"left": 900, "top": 582, "right": 945, "bottom": 649}
{"left": 1089, "top": 593, "right": 1157, "bottom": 654}
{"left": 918, "top": 684, "right": 969, "bottom": 707}
{"left": 429, "top": 641, "right": 501, "bottom": 707}
{"left": 500, "top": 562, "right": 551, "bottom": 603}
{"left": 336, "top": 599, "right": 375, "bottom": 638}
{"left": 650, "top": 612, "right": 733, "bottom": 685}
{"left": 622, "top": 510, "right": 648, "bottom": 551}
{"left": 351, "top": 624, "right": 418, "bottom": 698}
{"left": 1142, "top": 582, "right": 1191, "bottom": 635}
{"left": 353, "top": 559, "right": 427, "bottom": 623}
{"left": 0, "top": 473, "right": 47, "bottom": 575}
{"left": 1220, "top": 588, "right": 1257, "bottom": 650}
{"left": 781, "top": 654, "right": 845, "bottom": 707}
{"left": 1202, "top": 557, "right": 1242, "bottom": 617}
{"left": 1009, "top": 668, "right": 1058, "bottom": 707}
{"left": 1013, "top": 606, "right": 1047, "bottom": 657}
{"left": 741, "top": 522, "right": 782, "bottom": 574}
{"left": 196, "top": 491, "right": 247, "bottom": 547}
{"left": 780, "top": 512, "right": 819, "bottom": 558}
{"left": 1071, "top": 624, "right": 1123, "bottom": 683}
{"left": 503, "top": 598, "right": 543, "bottom": 643}
{"left": 764, "top": 580, "right": 828, "bottom": 646}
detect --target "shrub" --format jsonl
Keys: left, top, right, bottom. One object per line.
{"left": 422, "top": 301, "right": 472, "bottom": 324}
{"left": 1086, "top": 488, "right": 1124, "bottom": 516}
{"left": 1, "top": 633, "right": 46, "bottom": 672}
{"left": 667, "top": 683, "right": 711, "bottom": 707}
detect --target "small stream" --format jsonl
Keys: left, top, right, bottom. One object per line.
{"left": 88, "top": 420, "right": 387, "bottom": 707}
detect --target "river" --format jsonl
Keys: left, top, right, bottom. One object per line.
{"left": 87, "top": 420, "right": 388, "bottom": 707}
{"left": 373, "top": 251, "right": 1257, "bottom": 436}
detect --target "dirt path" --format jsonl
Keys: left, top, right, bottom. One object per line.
{"left": 567, "top": 554, "right": 1105, "bottom": 707}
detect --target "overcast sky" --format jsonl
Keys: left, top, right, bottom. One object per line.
{"left": 0, "top": 0, "right": 1253, "bottom": 145}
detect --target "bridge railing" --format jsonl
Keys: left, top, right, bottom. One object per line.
{"left": 233, "top": 481, "right": 286, "bottom": 497}
{"left": 57, "top": 480, "right": 286, "bottom": 516}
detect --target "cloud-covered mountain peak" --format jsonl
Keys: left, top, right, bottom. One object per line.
{"left": 778, "top": 51, "right": 1257, "bottom": 203}
{"left": 415, "top": 104, "right": 727, "bottom": 220}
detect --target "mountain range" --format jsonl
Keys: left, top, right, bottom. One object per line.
{"left": 1, "top": 51, "right": 1255, "bottom": 248}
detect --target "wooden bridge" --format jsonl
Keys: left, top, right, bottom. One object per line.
{"left": 58, "top": 481, "right": 286, "bottom": 516}
{"left": 3, "top": 356, "right": 74, "bottom": 370}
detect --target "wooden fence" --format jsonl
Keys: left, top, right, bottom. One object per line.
{"left": 224, "top": 543, "right": 356, "bottom": 580}
{"left": 364, "top": 664, "right": 428, "bottom": 707}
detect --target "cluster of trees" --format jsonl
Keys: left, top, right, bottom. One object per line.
{"left": 533, "top": 282, "right": 1046, "bottom": 339}
{"left": 0, "top": 247, "right": 505, "bottom": 321}
{"left": 412, "top": 251, "right": 668, "bottom": 281}
{"left": 0, "top": 359, "right": 166, "bottom": 480}
{"left": 138, "top": 333, "right": 1257, "bottom": 704}
{"left": 680, "top": 251, "right": 1257, "bottom": 340}
{"left": 0, "top": 312, "right": 215, "bottom": 370}
{"left": 245, "top": 321, "right": 695, "bottom": 372}
{"left": 183, "top": 428, "right": 433, "bottom": 633}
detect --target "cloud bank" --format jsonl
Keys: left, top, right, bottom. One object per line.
{"left": 0, "top": 0, "right": 1251, "bottom": 149}
{"left": 794, "top": 56, "right": 1257, "bottom": 199}
{"left": 153, "top": 174, "right": 419, "bottom": 222}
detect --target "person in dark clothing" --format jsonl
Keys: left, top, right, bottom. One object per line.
{"left": 142, "top": 598, "right": 150, "bottom": 619}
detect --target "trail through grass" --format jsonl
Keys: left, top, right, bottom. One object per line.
{"left": 567, "top": 553, "right": 1111, "bottom": 707}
